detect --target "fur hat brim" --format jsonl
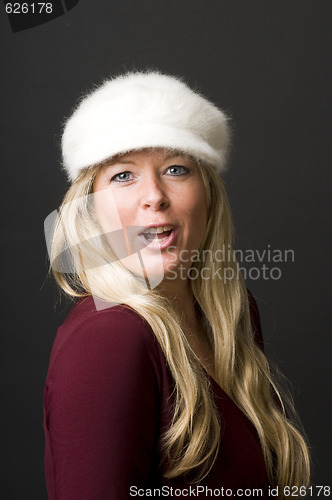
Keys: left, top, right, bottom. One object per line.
{"left": 62, "top": 71, "right": 230, "bottom": 181}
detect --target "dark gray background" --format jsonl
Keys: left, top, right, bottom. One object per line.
{"left": 1, "top": 1, "right": 331, "bottom": 498}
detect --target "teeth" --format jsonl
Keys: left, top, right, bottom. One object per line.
{"left": 145, "top": 225, "right": 172, "bottom": 234}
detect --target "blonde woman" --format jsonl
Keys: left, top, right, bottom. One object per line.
{"left": 43, "top": 72, "right": 310, "bottom": 500}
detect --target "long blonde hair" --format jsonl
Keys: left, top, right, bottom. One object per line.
{"left": 49, "top": 153, "right": 310, "bottom": 494}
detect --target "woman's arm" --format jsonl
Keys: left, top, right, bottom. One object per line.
{"left": 44, "top": 306, "right": 162, "bottom": 500}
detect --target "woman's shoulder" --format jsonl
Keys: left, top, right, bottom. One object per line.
{"left": 47, "top": 296, "right": 162, "bottom": 378}
{"left": 62, "top": 295, "right": 150, "bottom": 330}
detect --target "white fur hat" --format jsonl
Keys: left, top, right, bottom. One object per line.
{"left": 62, "top": 71, "right": 230, "bottom": 181}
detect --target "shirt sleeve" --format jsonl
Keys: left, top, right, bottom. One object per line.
{"left": 43, "top": 307, "right": 162, "bottom": 500}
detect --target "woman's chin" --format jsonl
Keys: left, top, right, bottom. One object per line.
{"left": 119, "top": 251, "right": 185, "bottom": 290}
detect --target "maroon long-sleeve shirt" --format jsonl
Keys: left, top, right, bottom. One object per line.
{"left": 43, "top": 294, "right": 272, "bottom": 499}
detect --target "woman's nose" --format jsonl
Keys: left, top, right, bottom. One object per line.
{"left": 141, "top": 176, "right": 169, "bottom": 211}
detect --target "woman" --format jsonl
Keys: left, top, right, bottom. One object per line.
{"left": 43, "top": 71, "right": 310, "bottom": 499}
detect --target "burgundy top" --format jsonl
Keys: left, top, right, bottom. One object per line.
{"left": 43, "top": 294, "right": 272, "bottom": 499}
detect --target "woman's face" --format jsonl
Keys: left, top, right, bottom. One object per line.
{"left": 93, "top": 148, "right": 207, "bottom": 290}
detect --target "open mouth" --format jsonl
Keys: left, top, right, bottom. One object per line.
{"left": 141, "top": 225, "right": 173, "bottom": 243}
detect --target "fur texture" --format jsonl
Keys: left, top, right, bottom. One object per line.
{"left": 62, "top": 71, "right": 230, "bottom": 181}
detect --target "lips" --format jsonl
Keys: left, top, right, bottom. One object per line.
{"left": 142, "top": 225, "right": 173, "bottom": 242}
{"left": 139, "top": 224, "right": 176, "bottom": 249}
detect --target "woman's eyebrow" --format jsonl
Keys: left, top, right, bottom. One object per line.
{"left": 106, "top": 158, "right": 136, "bottom": 167}
{"left": 105, "top": 151, "right": 185, "bottom": 168}
{"left": 164, "top": 152, "right": 186, "bottom": 161}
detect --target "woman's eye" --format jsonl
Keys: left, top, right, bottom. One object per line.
{"left": 111, "top": 171, "right": 133, "bottom": 183}
{"left": 166, "top": 165, "right": 189, "bottom": 176}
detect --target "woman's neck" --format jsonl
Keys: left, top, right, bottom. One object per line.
{"left": 158, "top": 279, "right": 216, "bottom": 378}
{"left": 158, "top": 278, "right": 196, "bottom": 322}
{"left": 181, "top": 302, "right": 216, "bottom": 380}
